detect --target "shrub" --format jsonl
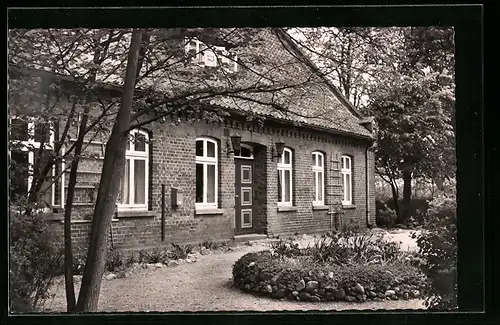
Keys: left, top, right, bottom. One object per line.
{"left": 169, "top": 243, "right": 193, "bottom": 260}
{"left": 413, "top": 191, "right": 457, "bottom": 309}
{"left": 376, "top": 200, "right": 398, "bottom": 227}
{"left": 105, "top": 246, "right": 125, "bottom": 272}
{"left": 9, "top": 210, "right": 63, "bottom": 312}
{"left": 72, "top": 249, "right": 87, "bottom": 275}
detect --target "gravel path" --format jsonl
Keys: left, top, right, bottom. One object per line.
{"left": 44, "top": 230, "right": 425, "bottom": 312}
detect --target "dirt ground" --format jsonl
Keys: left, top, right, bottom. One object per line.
{"left": 44, "top": 229, "right": 425, "bottom": 312}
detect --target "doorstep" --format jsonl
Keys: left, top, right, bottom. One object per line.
{"left": 233, "top": 233, "right": 269, "bottom": 242}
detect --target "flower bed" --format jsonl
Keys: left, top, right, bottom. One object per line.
{"left": 232, "top": 234, "right": 427, "bottom": 303}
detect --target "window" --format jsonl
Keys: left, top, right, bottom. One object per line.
{"left": 118, "top": 129, "right": 149, "bottom": 210}
{"left": 341, "top": 155, "right": 352, "bottom": 205}
{"left": 312, "top": 151, "right": 325, "bottom": 205}
{"left": 234, "top": 144, "right": 254, "bottom": 159}
{"left": 9, "top": 117, "right": 63, "bottom": 211}
{"left": 184, "top": 37, "right": 238, "bottom": 72}
{"left": 277, "top": 147, "right": 293, "bottom": 206}
{"left": 195, "top": 137, "right": 218, "bottom": 209}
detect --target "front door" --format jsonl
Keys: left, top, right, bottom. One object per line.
{"left": 235, "top": 159, "right": 254, "bottom": 234}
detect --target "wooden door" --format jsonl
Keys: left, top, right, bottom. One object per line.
{"left": 235, "top": 159, "right": 254, "bottom": 234}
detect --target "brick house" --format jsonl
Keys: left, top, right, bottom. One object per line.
{"left": 9, "top": 28, "right": 376, "bottom": 250}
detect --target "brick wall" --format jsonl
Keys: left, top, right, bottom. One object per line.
{"left": 46, "top": 117, "right": 374, "bottom": 250}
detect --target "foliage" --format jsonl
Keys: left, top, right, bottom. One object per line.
{"left": 200, "top": 238, "right": 233, "bottom": 250}
{"left": 269, "top": 239, "right": 301, "bottom": 258}
{"left": 386, "top": 197, "right": 431, "bottom": 226}
{"left": 170, "top": 243, "right": 193, "bottom": 260}
{"left": 375, "top": 199, "right": 398, "bottom": 227}
{"left": 9, "top": 209, "right": 63, "bottom": 312}
{"left": 105, "top": 247, "right": 125, "bottom": 272}
{"left": 413, "top": 191, "right": 457, "bottom": 309}
{"left": 269, "top": 228, "right": 406, "bottom": 268}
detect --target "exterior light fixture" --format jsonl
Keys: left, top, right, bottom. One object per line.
{"left": 271, "top": 140, "right": 286, "bottom": 161}
{"left": 227, "top": 134, "right": 242, "bottom": 157}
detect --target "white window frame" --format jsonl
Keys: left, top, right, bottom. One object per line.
{"left": 9, "top": 117, "right": 64, "bottom": 210}
{"left": 184, "top": 37, "right": 238, "bottom": 72}
{"left": 277, "top": 147, "right": 293, "bottom": 207}
{"left": 233, "top": 143, "right": 254, "bottom": 160}
{"left": 341, "top": 155, "right": 353, "bottom": 205}
{"left": 195, "top": 137, "right": 218, "bottom": 209}
{"left": 312, "top": 151, "right": 325, "bottom": 206}
{"left": 117, "top": 129, "right": 149, "bottom": 211}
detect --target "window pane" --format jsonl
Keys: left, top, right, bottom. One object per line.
{"left": 34, "top": 123, "right": 51, "bottom": 143}
{"left": 277, "top": 170, "right": 282, "bottom": 202}
{"left": 207, "top": 141, "right": 216, "bottom": 158}
{"left": 207, "top": 164, "right": 216, "bottom": 203}
{"left": 284, "top": 169, "right": 291, "bottom": 202}
{"left": 11, "top": 119, "right": 29, "bottom": 141}
{"left": 134, "top": 160, "right": 146, "bottom": 204}
{"left": 135, "top": 133, "right": 146, "bottom": 152}
{"left": 346, "top": 158, "right": 350, "bottom": 169}
{"left": 284, "top": 150, "right": 291, "bottom": 164}
{"left": 318, "top": 155, "right": 323, "bottom": 167}
{"left": 10, "top": 151, "right": 29, "bottom": 199}
{"left": 312, "top": 154, "right": 316, "bottom": 166}
{"left": 242, "top": 167, "right": 251, "bottom": 183}
{"left": 196, "top": 163, "right": 204, "bottom": 203}
{"left": 342, "top": 174, "right": 346, "bottom": 201}
{"left": 241, "top": 146, "right": 252, "bottom": 157}
{"left": 34, "top": 149, "right": 53, "bottom": 208}
{"left": 346, "top": 174, "right": 351, "bottom": 202}
{"left": 243, "top": 190, "right": 250, "bottom": 203}
{"left": 196, "top": 140, "right": 204, "bottom": 157}
{"left": 243, "top": 211, "right": 251, "bottom": 224}
{"left": 313, "top": 171, "right": 318, "bottom": 201}
{"left": 318, "top": 172, "right": 323, "bottom": 201}
{"left": 120, "top": 160, "right": 130, "bottom": 204}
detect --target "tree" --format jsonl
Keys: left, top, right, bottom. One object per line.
{"left": 289, "top": 27, "right": 455, "bottom": 221}
{"left": 367, "top": 66, "right": 455, "bottom": 223}
{"left": 9, "top": 27, "right": 343, "bottom": 311}
{"left": 287, "top": 27, "right": 407, "bottom": 109}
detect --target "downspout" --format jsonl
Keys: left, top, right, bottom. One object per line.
{"left": 365, "top": 146, "right": 371, "bottom": 227}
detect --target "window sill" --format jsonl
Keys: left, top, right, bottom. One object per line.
{"left": 342, "top": 204, "right": 357, "bottom": 209}
{"left": 312, "top": 205, "right": 329, "bottom": 211}
{"left": 277, "top": 205, "right": 298, "bottom": 212}
{"left": 195, "top": 208, "right": 224, "bottom": 216}
{"left": 42, "top": 213, "right": 65, "bottom": 221}
{"left": 115, "top": 210, "right": 156, "bottom": 218}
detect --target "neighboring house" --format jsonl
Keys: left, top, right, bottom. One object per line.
{"left": 8, "top": 28, "right": 377, "bottom": 250}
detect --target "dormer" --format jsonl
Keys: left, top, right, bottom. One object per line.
{"left": 185, "top": 37, "right": 238, "bottom": 72}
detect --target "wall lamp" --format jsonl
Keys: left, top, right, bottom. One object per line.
{"left": 271, "top": 141, "right": 286, "bottom": 161}
{"left": 226, "top": 134, "right": 242, "bottom": 157}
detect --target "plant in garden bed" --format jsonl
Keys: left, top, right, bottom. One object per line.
{"left": 9, "top": 207, "right": 64, "bottom": 312}
{"left": 412, "top": 191, "right": 457, "bottom": 309}
{"left": 232, "top": 230, "right": 427, "bottom": 303}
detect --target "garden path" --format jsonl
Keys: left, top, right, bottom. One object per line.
{"left": 45, "top": 229, "right": 423, "bottom": 312}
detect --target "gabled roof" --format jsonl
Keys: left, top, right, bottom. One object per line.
{"left": 205, "top": 28, "right": 373, "bottom": 140}
{"left": 9, "top": 28, "right": 374, "bottom": 140}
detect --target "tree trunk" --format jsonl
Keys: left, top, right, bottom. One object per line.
{"left": 389, "top": 181, "right": 400, "bottom": 217}
{"left": 63, "top": 103, "right": 91, "bottom": 312}
{"left": 400, "top": 169, "right": 413, "bottom": 224}
{"left": 75, "top": 30, "right": 143, "bottom": 312}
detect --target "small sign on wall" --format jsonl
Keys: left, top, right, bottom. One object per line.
{"left": 171, "top": 187, "right": 183, "bottom": 207}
